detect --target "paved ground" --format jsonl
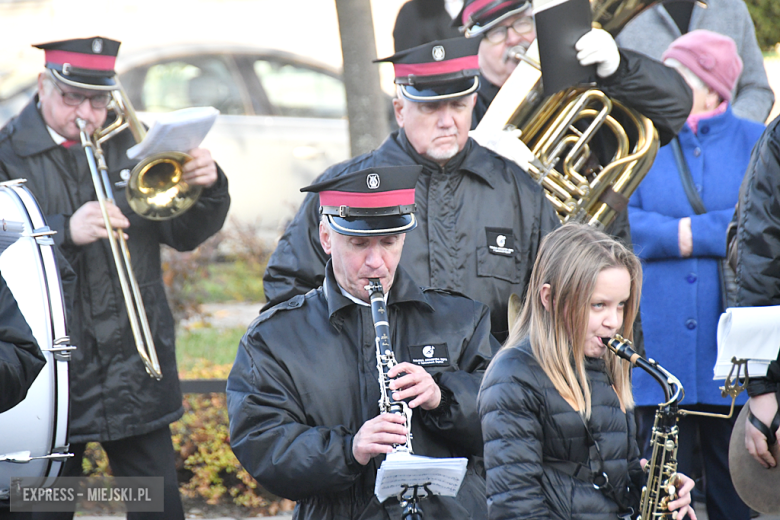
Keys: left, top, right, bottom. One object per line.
{"left": 190, "top": 302, "right": 264, "bottom": 330}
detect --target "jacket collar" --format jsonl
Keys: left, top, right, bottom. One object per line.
{"left": 394, "top": 128, "right": 496, "bottom": 189}
{"left": 323, "top": 259, "right": 434, "bottom": 330}
{"left": 681, "top": 103, "right": 735, "bottom": 139}
{"left": 10, "top": 96, "right": 61, "bottom": 157}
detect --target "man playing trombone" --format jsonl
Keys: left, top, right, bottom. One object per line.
{"left": 0, "top": 37, "right": 230, "bottom": 519}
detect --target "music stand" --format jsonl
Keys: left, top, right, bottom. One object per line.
{"left": 374, "top": 452, "right": 468, "bottom": 518}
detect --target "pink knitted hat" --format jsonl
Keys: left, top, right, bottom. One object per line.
{"left": 662, "top": 29, "right": 743, "bottom": 102}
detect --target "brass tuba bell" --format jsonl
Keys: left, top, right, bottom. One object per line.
{"left": 475, "top": 0, "right": 704, "bottom": 229}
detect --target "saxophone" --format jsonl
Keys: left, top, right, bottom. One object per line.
{"left": 366, "top": 278, "right": 413, "bottom": 454}
{"left": 607, "top": 335, "right": 683, "bottom": 519}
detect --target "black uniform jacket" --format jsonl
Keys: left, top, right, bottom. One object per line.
{"left": 478, "top": 339, "right": 644, "bottom": 520}
{"left": 228, "top": 263, "right": 499, "bottom": 520}
{"left": 734, "top": 115, "right": 780, "bottom": 385}
{"left": 0, "top": 272, "right": 46, "bottom": 414}
{"left": 0, "top": 97, "right": 230, "bottom": 442}
{"left": 472, "top": 49, "right": 693, "bottom": 149}
{"left": 263, "top": 132, "right": 561, "bottom": 342}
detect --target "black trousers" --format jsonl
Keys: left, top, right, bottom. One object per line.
{"left": 1, "top": 425, "right": 183, "bottom": 520}
{"left": 636, "top": 404, "right": 750, "bottom": 520}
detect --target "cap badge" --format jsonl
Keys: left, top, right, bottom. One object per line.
{"left": 92, "top": 38, "right": 103, "bottom": 54}
{"left": 366, "top": 173, "right": 381, "bottom": 190}
{"left": 432, "top": 45, "right": 445, "bottom": 62}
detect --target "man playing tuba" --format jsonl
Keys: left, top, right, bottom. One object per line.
{"left": 0, "top": 37, "right": 230, "bottom": 519}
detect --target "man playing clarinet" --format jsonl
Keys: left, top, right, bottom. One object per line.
{"left": 227, "top": 165, "right": 499, "bottom": 520}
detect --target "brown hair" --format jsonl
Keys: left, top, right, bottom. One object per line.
{"left": 508, "top": 223, "right": 642, "bottom": 418}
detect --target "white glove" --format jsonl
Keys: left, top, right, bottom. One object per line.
{"left": 575, "top": 28, "right": 620, "bottom": 78}
{"left": 470, "top": 126, "right": 536, "bottom": 171}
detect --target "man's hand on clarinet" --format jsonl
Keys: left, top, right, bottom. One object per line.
{"left": 69, "top": 201, "right": 129, "bottom": 246}
{"left": 388, "top": 362, "right": 441, "bottom": 410}
{"left": 352, "top": 413, "right": 408, "bottom": 465}
{"left": 182, "top": 147, "right": 218, "bottom": 188}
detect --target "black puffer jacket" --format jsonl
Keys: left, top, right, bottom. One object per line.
{"left": 0, "top": 272, "right": 45, "bottom": 414}
{"left": 263, "top": 131, "right": 561, "bottom": 342}
{"left": 478, "top": 339, "right": 643, "bottom": 520}
{"left": 0, "top": 97, "right": 230, "bottom": 442}
{"left": 228, "top": 263, "right": 499, "bottom": 519}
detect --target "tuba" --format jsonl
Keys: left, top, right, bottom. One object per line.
{"left": 476, "top": 0, "right": 700, "bottom": 228}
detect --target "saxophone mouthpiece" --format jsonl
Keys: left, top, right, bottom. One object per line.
{"left": 604, "top": 335, "right": 641, "bottom": 365}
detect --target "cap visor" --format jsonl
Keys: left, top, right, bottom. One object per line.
{"left": 400, "top": 77, "right": 479, "bottom": 102}
{"left": 51, "top": 68, "right": 117, "bottom": 91}
{"left": 327, "top": 214, "right": 417, "bottom": 236}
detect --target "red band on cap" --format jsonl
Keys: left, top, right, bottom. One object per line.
{"left": 463, "top": 0, "right": 519, "bottom": 24}
{"left": 394, "top": 55, "right": 479, "bottom": 80}
{"left": 319, "top": 189, "right": 415, "bottom": 209}
{"left": 45, "top": 50, "right": 116, "bottom": 71}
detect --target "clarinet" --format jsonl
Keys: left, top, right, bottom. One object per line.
{"left": 365, "top": 278, "right": 414, "bottom": 454}
{"left": 606, "top": 335, "right": 682, "bottom": 520}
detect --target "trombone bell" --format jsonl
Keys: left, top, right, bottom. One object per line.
{"left": 127, "top": 151, "right": 202, "bottom": 220}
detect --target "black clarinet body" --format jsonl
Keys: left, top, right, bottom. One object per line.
{"left": 366, "top": 278, "right": 414, "bottom": 453}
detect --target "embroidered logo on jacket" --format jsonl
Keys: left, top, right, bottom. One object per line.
{"left": 409, "top": 344, "right": 450, "bottom": 366}
{"left": 486, "top": 227, "right": 515, "bottom": 256}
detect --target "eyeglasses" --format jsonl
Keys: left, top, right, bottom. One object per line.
{"left": 49, "top": 78, "right": 112, "bottom": 109}
{"left": 484, "top": 16, "right": 535, "bottom": 44}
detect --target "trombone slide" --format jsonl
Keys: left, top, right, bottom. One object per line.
{"left": 76, "top": 118, "right": 162, "bottom": 380}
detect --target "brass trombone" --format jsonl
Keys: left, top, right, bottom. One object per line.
{"left": 74, "top": 79, "right": 206, "bottom": 379}
{"left": 97, "top": 83, "right": 202, "bottom": 220}
{"left": 77, "top": 117, "right": 162, "bottom": 379}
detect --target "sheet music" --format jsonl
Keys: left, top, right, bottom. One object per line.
{"left": 533, "top": 0, "right": 595, "bottom": 96}
{"left": 126, "top": 107, "right": 219, "bottom": 161}
{"left": 374, "top": 451, "right": 467, "bottom": 503}
{"left": 714, "top": 306, "right": 780, "bottom": 379}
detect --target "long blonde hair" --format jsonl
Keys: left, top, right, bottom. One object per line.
{"left": 508, "top": 223, "right": 642, "bottom": 418}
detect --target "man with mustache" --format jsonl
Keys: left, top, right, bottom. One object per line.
{"left": 262, "top": 37, "right": 560, "bottom": 342}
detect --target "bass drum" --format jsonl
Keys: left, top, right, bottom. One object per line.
{"left": 0, "top": 179, "right": 72, "bottom": 501}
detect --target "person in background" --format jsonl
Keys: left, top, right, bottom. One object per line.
{"left": 456, "top": 0, "right": 693, "bottom": 139}
{"left": 478, "top": 223, "right": 697, "bottom": 520}
{"left": 262, "top": 37, "right": 560, "bottom": 343}
{"left": 228, "top": 166, "right": 498, "bottom": 520}
{"left": 616, "top": 0, "right": 773, "bottom": 123}
{"left": 0, "top": 272, "right": 45, "bottom": 414}
{"left": 0, "top": 37, "right": 230, "bottom": 519}
{"left": 627, "top": 30, "right": 764, "bottom": 520}
{"left": 733, "top": 111, "right": 780, "bottom": 467}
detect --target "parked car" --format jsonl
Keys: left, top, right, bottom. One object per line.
{"left": 0, "top": 43, "right": 352, "bottom": 236}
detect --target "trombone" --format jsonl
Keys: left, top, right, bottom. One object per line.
{"left": 76, "top": 117, "right": 162, "bottom": 380}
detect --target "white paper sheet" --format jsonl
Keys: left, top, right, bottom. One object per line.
{"left": 374, "top": 451, "right": 467, "bottom": 503}
{"left": 714, "top": 306, "right": 780, "bottom": 379}
{"left": 126, "top": 107, "right": 219, "bottom": 161}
